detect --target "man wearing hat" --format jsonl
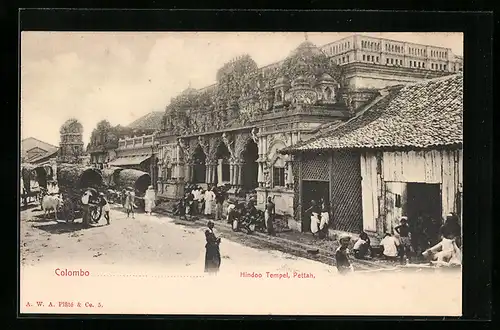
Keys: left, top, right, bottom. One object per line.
{"left": 335, "top": 233, "right": 354, "bottom": 274}
{"left": 395, "top": 216, "right": 412, "bottom": 264}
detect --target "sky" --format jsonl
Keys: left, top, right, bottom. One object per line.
{"left": 21, "top": 32, "right": 463, "bottom": 147}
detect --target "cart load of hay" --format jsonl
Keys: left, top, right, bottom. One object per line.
{"left": 56, "top": 164, "right": 104, "bottom": 191}
{"left": 114, "top": 169, "right": 151, "bottom": 195}
{"left": 101, "top": 167, "right": 122, "bottom": 189}
{"left": 21, "top": 163, "right": 52, "bottom": 192}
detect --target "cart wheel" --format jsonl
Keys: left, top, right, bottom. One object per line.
{"left": 90, "top": 206, "right": 102, "bottom": 223}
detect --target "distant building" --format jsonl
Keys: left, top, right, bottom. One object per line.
{"left": 154, "top": 34, "right": 462, "bottom": 220}
{"left": 57, "top": 119, "right": 85, "bottom": 164}
{"left": 281, "top": 73, "right": 463, "bottom": 235}
{"left": 21, "top": 137, "right": 58, "bottom": 163}
{"left": 107, "top": 111, "right": 162, "bottom": 184}
{"left": 127, "top": 111, "right": 164, "bottom": 133}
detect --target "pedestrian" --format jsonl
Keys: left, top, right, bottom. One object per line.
{"left": 81, "top": 189, "right": 91, "bottom": 227}
{"left": 379, "top": 232, "right": 399, "bottom": 261}
{"left": 204, "top": 220, "right": 221, "bottom": 275}
{"left": 124, "top": 189, "right": 135, "bottom": 219}
{"left": 335, "top": 233, "right": 354, "bottom": 275}
{"left": 144, "top": 185, "right": 156, "bottom": 215}
{"left": 198, "top": 188, "right": 205, "bottom": 215}
{"left": 353, "top": 232, "right": 372, "bottom": 259}
{"left": 204, "top": 186, "right": 216, "bottom": 218}
{"left": 184, "top": 191, "right": 194, "bottom": 219}
{"left": 318, "top": 199, "right": 330, "bottom": 239}
{"left": 395, "top": 216, "right": 412, "bottom": 264}
{"left": 265, "top": 196, "right": 276, "bottom": 236}
{"left": 214, "top": 187, "right": 225, "bottom": 221}
{"left": 99, "top": 192, "right": 111, "bottom": 225}
{"left": 305, "top": 200, "right": 321, "bottom": 237}
{"left": 191, "top": 186, "right": 200, "bottom": 215}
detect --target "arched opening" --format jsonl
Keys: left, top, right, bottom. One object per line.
{"left": 192, "top": 145, "right": 206, "bottom": 184}
{"left": 276, "top": 90, "right": 283, "bottom": 102}
{"left": 78, "top": 168, "right": 104, "bottom": 189}
{"left": 241, "top": 139, "right": 259, "bottom": 192}
{"left": 214, "top": 142, "right": 231, "bottom": 185}
{"left": 324, "top": 87, "right": 333, "bottom": 100}
{"left": 34, "top": 167, "right": 48, "bottom": 189}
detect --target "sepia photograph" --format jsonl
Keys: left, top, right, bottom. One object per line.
{"left": 20, "top": 31, "right": 463, "bottom": 316}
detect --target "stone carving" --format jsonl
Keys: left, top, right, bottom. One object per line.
{"left": 235, "top": 133, "right": 250, "bottom": 158}
{"left": 208, "top": 136, "right": 222, "bottom": 162}
{"left": 188, "top": 138, "right": 199, "bottom": 160}
{"left": 251, "top": 128, "right": 259, "bottom": 144}
{"left": 198, "top": 136, "right": 208, "bottom": 155}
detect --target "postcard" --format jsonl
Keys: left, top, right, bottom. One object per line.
{"left": 20, "top": 31, "right": 463, "bottom": 316}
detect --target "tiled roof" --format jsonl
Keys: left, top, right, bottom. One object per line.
{"left": 29, "top": 148, "right": 59, "bottom": 164}
{"left": 127, "top": 111, "right": 164, "bottom": 131}
{"left": 282, "top": 73, "right": 463, "bottom": 153}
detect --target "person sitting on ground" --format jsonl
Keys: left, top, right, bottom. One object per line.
{"left": 379, "top": 232, "right": 399, "bottom": 261}
{"left": 422, "top": 235, "right": 462, "bottom": 267}
{"left": 440, "top": 213, "right": 462, "bottom": 248}
{"left": 353, "top": 232, "right": 372, "bottom": 259}
{"left": 335, "top": 233, "right": 354, "bottom": 275}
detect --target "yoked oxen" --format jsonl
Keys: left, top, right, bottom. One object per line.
{"left": 41, "top": 194, "right": 64, "bottom": 220}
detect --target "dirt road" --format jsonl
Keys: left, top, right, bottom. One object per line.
{"left": 20, "top": 205, "right": 462, "bottom": 316}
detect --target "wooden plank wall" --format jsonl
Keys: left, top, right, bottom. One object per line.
{"left": 360, "top": 152, "right": 378, "bottom": 232}
{"left": 362, "top": 148, "right": 463, "bottom": 234}
{"left": 382, "top": 149, "right": 461, "bottom": 218}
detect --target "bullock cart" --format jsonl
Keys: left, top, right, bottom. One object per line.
{"left": 21, "top": 163, "right": 54, "bottom": 206}
{"left": 113, "top": 169, "right": 151, "bottom": 209}
{"left": 56, "top": 164, "right": 105, "bottom": 223}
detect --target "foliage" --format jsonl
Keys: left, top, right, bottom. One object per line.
{"left": 87, "top": 122, "right": 135, "bottom": 152}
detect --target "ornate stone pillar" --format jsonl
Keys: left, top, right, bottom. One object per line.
{"left": 229, "top": 162, "right": 235, "bottom": 186}
{"left": 286, "top": 159, "right": 294, "bottom": 189}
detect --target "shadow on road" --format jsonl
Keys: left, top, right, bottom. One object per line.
{"left": 32, "top": 221, "right": 103, "bottom": 235}
{"left": 20, "top": 204, "right": 40, "bottom": 212}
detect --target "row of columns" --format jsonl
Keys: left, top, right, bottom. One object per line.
{"left": 230, "top": 162, "right": 244, "bottom": 187}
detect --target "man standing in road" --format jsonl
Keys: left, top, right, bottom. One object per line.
{"left": 265, "top": 196, "right": 276, "bottom": 236}
{"left": 81, "top": 190, "right": 91, "bottom": 227}
{"left": 214, "top": 187, "right": 225, "bottom": 221}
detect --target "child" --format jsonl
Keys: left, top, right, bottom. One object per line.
{"left": 379, "top": 232, "right": 399, "bottom": 261}
{"left": 99, "top": 192, "right": 111, "bottom": 225}
{"left": 335, "top": 234, "right": 354, "bottom": 275}
{"left": 353, "top": 232, "right": 372, "bottom": 259}
{"left": 394, "top": 216, "right": 412, "bottom": 264}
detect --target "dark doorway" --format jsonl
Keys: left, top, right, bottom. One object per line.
{"left": 215, "top": 142, "right": 231, "bottom": 184}
{"left": 406, "top": 183, "right": 442, "bottom": 251}
{"left": 192, "top": 145, "right": 206, "bottom": 184}
{"left": 301, "top": 180, "right": 330, "bottom": 233}
{"left": 241, "top": 139, "right": 258, "bottom": 191}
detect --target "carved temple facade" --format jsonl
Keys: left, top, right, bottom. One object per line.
{"left": 154, "top": 36, "right": 462, "bottom": 223}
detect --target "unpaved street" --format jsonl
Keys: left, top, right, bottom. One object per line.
{"left": 20, "top": 205, "right": 462, "bottom": 316}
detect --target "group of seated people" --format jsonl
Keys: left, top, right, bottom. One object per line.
{"left": 351, "top": 213, "right": 462, "bottom": 267}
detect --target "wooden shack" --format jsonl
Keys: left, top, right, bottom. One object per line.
{"left": 282, "top": 73, "right": 463, "bottom": 236}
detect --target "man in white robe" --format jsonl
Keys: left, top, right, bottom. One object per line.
{"left": 204, "top": 187, "right": 216, "bottom": 217}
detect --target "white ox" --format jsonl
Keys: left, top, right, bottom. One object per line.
{"left": 41, "top": 194, "right": 63, "bottom": 220}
